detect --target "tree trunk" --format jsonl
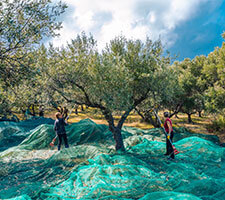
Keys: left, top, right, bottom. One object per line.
{"left": 175, "top": 114, "right": 179, "bottom": 119}
{"left": 102, "top": 109, "right": 126, "bottom": 151}
{"left": 169, "top": 103, "right": 183, "bottom": 119}
{"left": 135, "top": 108, "right": 159, "bottom": 128}
{"left": 110, "top": 126, "right": 125, "bottom": 151}
{"left": 75, "top": 108, "right": 78, "bottom": 115}
{"left": 22, "top": 109, "right": 26, "bottom": 120}
{"left": 144, "top": 112, "right": 159, "bottom": 127}
{"left": 31, "top": 104, "right": 35, "bottom": 116}
{"left": 187, "top": 113, "right": 192, "bottom": 123}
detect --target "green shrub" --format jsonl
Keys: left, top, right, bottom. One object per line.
{"left": 206, "top": 114, "right": 225, "bottom": 133}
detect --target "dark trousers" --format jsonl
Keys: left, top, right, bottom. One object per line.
{"left": 166, "top": 131, "right": 174, "bottom": 159}
{"left": 58, "top": 134, "right": 69, "bottom": 151}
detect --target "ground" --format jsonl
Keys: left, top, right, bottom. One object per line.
{"left": 45, "top": 106, "right": 225, "bottom": 144}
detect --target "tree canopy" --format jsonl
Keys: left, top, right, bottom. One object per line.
{"left": 0, "top": 0, "right": 224, "bottom": 148}
{"left": 0, "top": 0, "right": 67, "bottom": 85}
{"left": 0, "top": 0, "right": 66, "bottom": 116}
{"left": 37, "top": 33, "right": 170, "bottom": 150}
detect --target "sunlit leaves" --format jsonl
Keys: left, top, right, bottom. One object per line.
{"left": 0, "top": 0, "right": 66, "bottom": 114}
{"left": 41, "top": 33, "right": 169, "bottom": 121}
{"left": 0, "top": 0, "right": 67, "bottom": 85}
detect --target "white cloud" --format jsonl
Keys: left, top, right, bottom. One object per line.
{"left": 52, "top": 0, "right": 210, "bottom": 50}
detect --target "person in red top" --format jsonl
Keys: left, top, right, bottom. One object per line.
{"left": 163, "top": 112, "right": 175, "bottom": 159}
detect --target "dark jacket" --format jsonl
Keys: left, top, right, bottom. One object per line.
{"left": 54, "top": 118, "right": 67, "bottom": 134}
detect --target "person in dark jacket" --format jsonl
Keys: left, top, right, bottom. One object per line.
{"left": 53, "top": 112, "right": 69, "bottom": 151}
{"left": 163, "top": 112, "right": 174, "bottom": 159}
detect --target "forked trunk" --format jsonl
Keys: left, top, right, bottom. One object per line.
{"left": 111, "top": 127, "right": 125, "bottom": 151}
{"left": 103, "top": 109, "right": 126, "bottom": 151}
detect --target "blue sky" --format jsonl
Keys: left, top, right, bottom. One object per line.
{"left": 51, "top": 0, "right": 225, "bottom": 61}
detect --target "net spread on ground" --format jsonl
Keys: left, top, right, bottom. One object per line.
{"left": 0, "top": 118, "right": 224, "bottom": 200}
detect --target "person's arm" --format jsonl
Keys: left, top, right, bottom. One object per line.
{"left": 54, "top": 121, "right": 57, "bottom": 131}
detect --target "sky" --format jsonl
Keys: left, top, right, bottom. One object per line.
{"left": 51, "top": 0, "right": 225, "bottom": 61}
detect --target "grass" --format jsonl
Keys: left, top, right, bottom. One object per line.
{"left": 45, "top": 107, "right": 225, "bottom": 144}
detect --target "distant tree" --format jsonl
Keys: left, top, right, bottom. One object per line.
{"left": 0, "top": 87, "right": 11, "bottom": 118}
{"left": 0, "top": 0, "right": 66, "bottom": 115}
{"left": 171, "top": 56, "right": 207, "bottom": 123}
{"left": 134, "top": 64, "right": 179, "bottom": 127}
{"left": 0, "top": 0, "right": 66, "bottom": 85}
{"left": 203, "top": 42, "right": 225, "bottom": 114}
{"left": 40, "top": 33, "right": 170, "bottom": 151}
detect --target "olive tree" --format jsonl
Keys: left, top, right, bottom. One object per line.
{"left": 170, "top": 57, "right": 207, "bottom": 123}
{"left": 203, "top": 44, "right": 225, "bottom": 114}
{"left": 0, "top": 0, "right": 66, "bottom": 116}
{"left": 135, "top": 61, "right": 183, "bottom": 126}
{"left": 40, "top": 33, "right": 170, "bottom": 151}
{"left": 0, "top": 0, "right": 66, "bottom": 85}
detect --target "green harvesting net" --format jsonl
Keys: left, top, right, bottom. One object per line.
{"left": 0, "top": 118, "right": 224, "bottom": 200}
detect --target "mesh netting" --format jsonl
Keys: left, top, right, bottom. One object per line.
{"left": 0, "top": 118, "right": 224, "bottom": 200}
{"left": 4, "top": 195, "right": 32, "bottom": 200}
{"left": 0, "top": 117, "right": 54, "bottom": 151}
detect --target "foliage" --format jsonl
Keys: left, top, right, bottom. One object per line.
{"left": 39, "top": 33, "right": 170, "bottom": 150}
{"left": 166, "top": 36, "right": 225, "bottom": 124}
{"left": 0, "top": 0, "right": 66, "bottom": 85}
{"left": 134, "top": 63, "right": 180, "bottom": 126}
{"left": 168, "top": 56, "right": 207, "bottom": 122}
{"left": 206, "top": 113, "right": 225, "bottom": 133}
{"left": 0, "top": 0, "right": 224, "bottom": 140}
{"left": 0, "top": 86, "right": 11, "bottom": 115}
{"left": 203, "top": 43, "right": 225, "bottom": 114}
{"left": 0, "top": 0, "right": 66, "bottom": 115}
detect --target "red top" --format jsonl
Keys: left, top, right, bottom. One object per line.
{"left": 164, "top": 118, "right": 173, "bottom": 133}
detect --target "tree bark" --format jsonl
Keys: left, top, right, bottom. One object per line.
{"left": 102, "top": 109, "right": 126, "bottom": 151}
{"left": 110, "top": 126, "right": 125, "bottom": 151}
{"left": 187, "top": 113, "right": 192, "bottom": 123}
{"left": 175, "top": 114, "right": 179, "bottom": 119}
{"left": 145, "top": 112, "right": 159, "bottom": 127}
{"left": 198, "top": 111, "right": 202, "bottom": 118}
{"left": 81, "top": 105, "right": 84, "bottom": 111}
{"left": 31, "top": 104, "right": 36, "bottom": 116}
{"left": 169, "top": 103, "right": 183, "bottom": 118}
{"left": 135, "top": 108, "right": 159, "bottom": 128}
{"left": 75, "top": 108, "right": 78, "bottom": 115}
